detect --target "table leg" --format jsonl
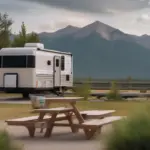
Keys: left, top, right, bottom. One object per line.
{"left": 45, "top": 101, "right": 50, "bottom": 108}
{"left": 38, "top": 112, "right": 46, "bottom": 133}
{"left": 70, "top": 102, "right": 84, "bottom": 123}
{"left": 65, "top": 112, "right": 78, "bottom": 133}
{"left": 44, "top": 113, "right": 58, "bottom": 137}
{"left": 85, "top": 128, "right": 98, "bottom": 140}
{"left": 26, "top": 125, "right": 35, "bottom": 138}
{"left": 70, "top": 102, "right": 90, "bottom": 136}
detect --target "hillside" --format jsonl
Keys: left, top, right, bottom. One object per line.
{"left": 13, "top": 21, "right": 150, "bottom": 79}
{"left": 37, "top": 21, "right": 150, "bottom": 79}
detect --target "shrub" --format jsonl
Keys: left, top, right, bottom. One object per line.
{"left": 73, "top": 78, "right": 91, "bottom": 100}
{"left": 103, "top": 105, "right": 150, "bottom": 150}
{"left": 0, "top": 130, "right": 23, "bottom": 150}
{"left": 106, "top": 81, "right": 122, "bottom": 100}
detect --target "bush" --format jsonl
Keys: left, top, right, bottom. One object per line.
{"left": 0, "top": 130, "right": 22, "bottom": 150}
{"left": 106, "top": 81, "right": 122, "bottom": 100}
{"left": 103, "top": 105, "right": 150, "bottom": 150}
{"left": 73, "top": 78, "right": 91, "bottom": 100}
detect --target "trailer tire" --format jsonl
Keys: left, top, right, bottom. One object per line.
{"left": 22, "top": 93, "right": 29, "bottom": 99}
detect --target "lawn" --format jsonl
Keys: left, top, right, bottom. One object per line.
{"left": 0, "top": 92, "right": 22, "bottom": 98}
{"left": 0, "top": 101, "right": 149, "bottom": 120}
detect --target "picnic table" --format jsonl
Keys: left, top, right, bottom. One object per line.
{"left": 5, "top": 96, "right": 123, "bottom": 140}
{"left": 31, "top": 97, "right": 87, "bottom": 136}
{"left": 42, "top": 97, "right": 86, "bottom": 124}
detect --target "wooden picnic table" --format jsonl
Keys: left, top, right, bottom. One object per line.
{"left": 32, "top": 97, "right": 86, "bottom": 137}
{"left": 42, "top": 97, "right": 85, "bottom": 124}
{"left": 31, "top": 97, "right": 118, "bottom": 139}
{"left": 32, "top": 107, "right": 75, "bottom": 137}
{"left": 6, "top": 96, "right": 121, "bottom": 140}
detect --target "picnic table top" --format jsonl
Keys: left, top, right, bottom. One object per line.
{"left": 31, "top": 107, "right": 74, "bottom": 113}
{"left": 43, "top": 97, "right": 84, "bottom": 102}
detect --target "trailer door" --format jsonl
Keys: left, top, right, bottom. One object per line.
{"left": 54, "top": 56, "right": 61, "bottom": 87}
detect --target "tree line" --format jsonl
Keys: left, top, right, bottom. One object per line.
{"left": 0, "top": 12, "right": 40, "bottom": 49}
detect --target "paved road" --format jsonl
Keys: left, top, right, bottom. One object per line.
{"left": 0, "top": 97, "right": 30, "bottom": 104}
{"left": 0, "top": 93, "right": 62, "bottom": 104}
{"left": 0, "top": 121, "right": 111, "bottom": 150}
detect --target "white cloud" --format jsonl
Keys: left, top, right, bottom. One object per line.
{"left": 138, "top": 13, "right": 150, "bottom": 21}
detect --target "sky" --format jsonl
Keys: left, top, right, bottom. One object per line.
{"left": 1, "top": 0, "right": 150, "bottom": 35}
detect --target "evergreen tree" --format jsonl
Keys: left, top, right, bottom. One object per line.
{"left": 12, "top": 22, "right": 40, "bottom": 47}
{"left": 27, "top": 32, "right": 40, "bottom": 43}
{"left": 0, "top": 13, "right": 13, "bottom": 49}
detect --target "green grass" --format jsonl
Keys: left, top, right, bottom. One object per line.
{"left": 0, "top": 101, "right": 149, "bottom": 120}
{"left": 0, "top": 93, "right": 22, "bottom": 98}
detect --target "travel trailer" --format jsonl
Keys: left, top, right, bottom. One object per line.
{"left": 0, "top": 43, "right": 73, "bottom": 98}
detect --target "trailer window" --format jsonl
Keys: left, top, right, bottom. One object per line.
{"left": 3, "top": 56, "right": 26, "bottom": 68}
{"left": 2, "top": 55, "right": 35, "bottom": 68}
{"left": 47, "top": 60, "right": 51, "bottom": 66}
{"left": 27, "top": 56, "right": 35, "bottom": 68}
{"left": 56, "top": 59, "right": 59, "bottom": 67}
{"left": 61, "top": 56, "right": 65, "bottom": 71}
{"left": 66, "top": 75, "right": 70, "bottom": 81}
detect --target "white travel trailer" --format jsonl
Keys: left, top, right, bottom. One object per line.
{"left": 0, "top": 43, "right": 73, "bottom": 98}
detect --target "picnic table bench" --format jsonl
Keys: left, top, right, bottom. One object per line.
{"left": 74, "top": 116, "right": 123, "bottom": 139}
{"left": 80, "top": 110, "right": 116, "bottom": 119}
{"left": 5, "top": 107, "right": 72, "bottom": 137}
{"left": 5, "top": 97, "right": 123, "bottom": 140}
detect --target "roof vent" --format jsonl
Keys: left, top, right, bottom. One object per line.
{"left": 24, "top": 43, "right": 44, "bottom": 49}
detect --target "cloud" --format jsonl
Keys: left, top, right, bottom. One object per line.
{"left": 0, "top": 0, "right": 33, "bottom": 14}
{"left": 22, "top": 0, "right": 150, "bottom": 14}
{"left": 36, "top": 9, "right": 95, "bottom": 32}
{"left": 2, "top": 0, "right": 150, "bottom": 35}
{"left": 137, "top": 13, "right": 150, "bottom": 22}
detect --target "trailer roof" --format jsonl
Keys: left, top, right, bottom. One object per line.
{"left": 38, "top": 48, "right": 72, "bottom": 55}
{"left": 0, "top": 47, "right": 36, "bottom": 55}
{"left": 0, "top": 47, "right": 72, "bottom": 56}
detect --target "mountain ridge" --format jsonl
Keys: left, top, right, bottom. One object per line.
{"left": 38, "top": 21, "right": 150, "bottom": 48}
{"left": 12, "top": 20, "right": 150, "bottom": 79}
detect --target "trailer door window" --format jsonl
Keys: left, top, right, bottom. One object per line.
{"left": 56, "top": 59, "right": 59, "bottom": 67}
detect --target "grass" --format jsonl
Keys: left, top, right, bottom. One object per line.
{"left": 0, "top": 92, "right": 22, "bottom": 98}
{"left": 0, "top": 101, "right": 149, "bottom": 120}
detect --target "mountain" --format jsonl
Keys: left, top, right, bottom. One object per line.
{"left": 37, "top": 21, "right": 150, "bottom": 79}
{"left": 133, "top": 34, "right": 150, "bottom": 49}
{"left": 11, "top": 21, "right": 150, "bottom": 79}
{"left": 39, "top": 25, "right": 80, "bottom": 39}
{"left": 72, "top": 21, "right": 127, "bottom": 40}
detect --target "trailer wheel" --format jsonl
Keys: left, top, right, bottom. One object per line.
{"left": 22, "top": 93, "right": 29, "bottom": 99}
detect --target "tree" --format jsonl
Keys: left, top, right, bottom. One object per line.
{"left": 12, "top": 22, "right": 40, "bottom": 47}
{"left": 12, "top": 22, "right": 26, "bottom": 47}
{"left": 0, "top": 13, "right": 13, "bottom": 49}
{"left": 27, "top": 32, "right": 40, "bottom": 43}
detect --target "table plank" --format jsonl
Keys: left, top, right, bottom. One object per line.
{"left": 80, "top": 110, "right": 116, "bottom": 119}
{"left": 32, "top": 107, "right": 74, "bottom": 113}
{"left": 80, "top": 110, "right": 116, "bottom": 116}
{"left": 44, "top": 97, "right": 84, "bottom": 103}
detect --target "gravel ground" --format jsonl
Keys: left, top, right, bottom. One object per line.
{"left": 0, "top": 121, "right": 112, "bottom": 150}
